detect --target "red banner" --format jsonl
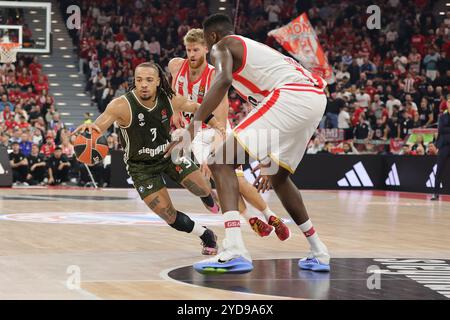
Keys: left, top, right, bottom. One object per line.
{"left": 268, "top": 13, "right": 334, "bottom": 82}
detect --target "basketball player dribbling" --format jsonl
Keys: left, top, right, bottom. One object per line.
{"left": 72, "top": 62, "right": 223, "bottom": 255}
{"left": 166, "top": 14, "right": 330, "bottom": 273}
{"left": 168, "top": 28, "right": 290, "bottom": 240}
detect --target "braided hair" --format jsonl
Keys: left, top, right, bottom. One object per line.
{"left": 128, "top": 62, "right": 175, "bottom": 100}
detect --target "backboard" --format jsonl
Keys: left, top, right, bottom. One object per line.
{"left": 0, "top": 1, "right": 51, "bottom": 54}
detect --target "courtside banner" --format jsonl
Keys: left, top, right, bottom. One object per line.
{"left": 111, "top": 152, "right": 450, "bottom": 194}
{"left": 268, "top": 13, "right": 334, "bottom": 82}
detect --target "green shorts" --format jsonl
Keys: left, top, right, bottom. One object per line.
{"left": 127, "top": 156, "right": 198, "bottom": 199}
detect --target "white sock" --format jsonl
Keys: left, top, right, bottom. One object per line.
{"left": 298, "top": 219, "right": 328, "bottom": 256}
{"left": 261, "top": 207, "right": 276, "bottom": 220}
{"left": 191, "top": 222, "right": 207, "bottom": 237}
{"left": 241, "top": 209, "right": 258, "bottom": 222}
{"left": 223, "top": 210, "right": 246, "bottom": 251}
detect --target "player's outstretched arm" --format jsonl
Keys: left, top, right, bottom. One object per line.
{"left": 171, "top": 93, "right": 200, "bottom": 113}
{"left": 192, "top": 42, "right": 233, "bottom": 124}
{"left": 71, "top": 97, "right": 126, "bottom": 135}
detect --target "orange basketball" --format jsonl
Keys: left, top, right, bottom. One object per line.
{"left": 74, "top": 131, "right": 109, "bottom": 165}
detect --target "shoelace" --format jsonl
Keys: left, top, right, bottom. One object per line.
{"left": 253, "top": 219, "right": 267, "bottom": 231}
{"left": 270, "top": 217, "right": 281, "bottom": 228}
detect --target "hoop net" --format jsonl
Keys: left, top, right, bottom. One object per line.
{"left": 0, "top": 43, "right": 21, "bottom": 63}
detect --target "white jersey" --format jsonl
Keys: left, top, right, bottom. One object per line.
{"left": 226, "top": 35, "right": 326, "bottom": 106}
{"left": 173, "top": 59, "right": 215, "bottom": 124}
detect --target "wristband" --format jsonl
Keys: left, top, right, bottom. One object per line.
{"left": 204, "top": 114, "right": 215, "bottom": 124}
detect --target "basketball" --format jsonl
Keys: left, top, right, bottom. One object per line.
{"left": 73, "top": 130, "right": 108, "bottom": 165}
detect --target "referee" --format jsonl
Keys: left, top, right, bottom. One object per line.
{"left": 432, "top": 98, "right": 450, "bottom": 200}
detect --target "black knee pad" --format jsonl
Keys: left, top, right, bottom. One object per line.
{"left": 169, "top": 211, "right": 194, "bottom": 233}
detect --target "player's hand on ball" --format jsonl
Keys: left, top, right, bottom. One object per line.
{"left": 71, "top": 123, "right": 101, "bottom": 135}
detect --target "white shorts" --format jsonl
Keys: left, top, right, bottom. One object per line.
{"left": 233, "top": 84, "right": 326, "bottom": 173}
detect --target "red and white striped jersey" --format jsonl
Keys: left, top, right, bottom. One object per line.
{"left": 226, "top": 35, "right": 327, "bottom": 106}
{"left": 173, "top": 59, "right": 215, "bottom": 124}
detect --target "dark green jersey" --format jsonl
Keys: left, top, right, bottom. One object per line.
{"left": 119, "top": 90, "right": 174, "bottom": 164}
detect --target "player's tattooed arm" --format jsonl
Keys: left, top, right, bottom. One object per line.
{"left": 72, "top": 97, "right": 127, "bottom": 135}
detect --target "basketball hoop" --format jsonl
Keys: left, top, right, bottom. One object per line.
{"left": 0, "top": 43, "right": 21, "bottom": 63}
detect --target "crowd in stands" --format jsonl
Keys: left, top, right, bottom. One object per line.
{"left": 301, "top": 0, "right": 450, "bottom": 155}
{"left": 67, "top": 0, "right": 449, "bottom": 156}
{"left": 0, "top": 54, "right": 119, "bottom": 186}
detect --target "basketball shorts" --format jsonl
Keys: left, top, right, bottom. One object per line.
{"left": 233, "top": 84, "right": 327, "bottom": 173}
{"left": 127, "top": 156, "right": 198, "bottom": 200}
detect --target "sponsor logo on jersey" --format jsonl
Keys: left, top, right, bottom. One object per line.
{"left": 198, "top": 85, "right": 206, "bottom": 98}
{"left": 161, "top": 109, "right": 168, "bottom": 122}
{"left": 137, "top": 140, "right": 170, "bottom": 157}
{"left": 138, "top": 112, "right": 145, "bottom": 126}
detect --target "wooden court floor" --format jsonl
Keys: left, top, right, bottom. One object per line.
{"left": 0, "top": 187, "right": 449, "bottom": 299}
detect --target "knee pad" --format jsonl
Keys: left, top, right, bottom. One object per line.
{"left": 169, "top": 211, "right": 194, "bottom": 233}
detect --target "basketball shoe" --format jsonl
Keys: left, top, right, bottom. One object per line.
{"left": 249, "top": 217, "right": 274, "bottom": 237}
{"left": 268, "top": 216, "right": 291, "bottom": 241}
{"left": 298, "top": 252, "right": 331, "bottom": 272}
{"left": 202, "top": 190, "right": 220, "bottom": 214}
{"left": 200, "top": 228, "right": 218, "bottom": 255}
{"left": 194, "top": 239, "right": 253, "bottom": 274}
